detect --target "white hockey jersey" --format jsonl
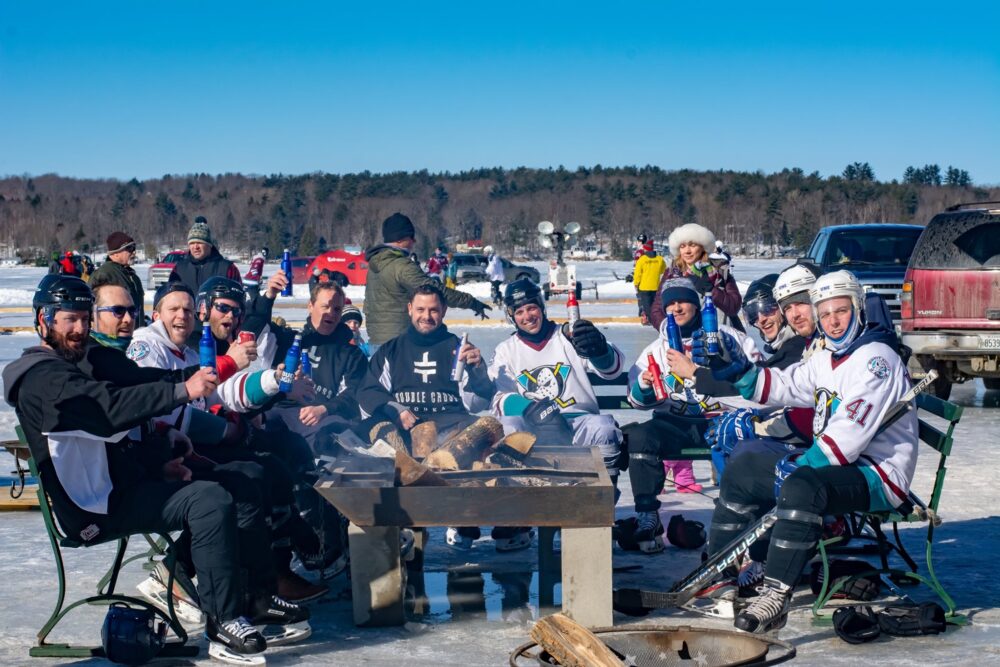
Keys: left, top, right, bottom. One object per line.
{"left": 750, "top": 341, "right": 917, "bottom": 510}
{"left": 128, "top": 321, "right": 280, "bottom": 419}
{"left": 489, "top": 324, "right": 625, "bottom": 417}
{"left": 628, "top": 322, "right": 761, "bottom": 417}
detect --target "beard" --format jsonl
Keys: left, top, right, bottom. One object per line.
{"left": 44, "top": 328, "right": 88, "bottom": 362}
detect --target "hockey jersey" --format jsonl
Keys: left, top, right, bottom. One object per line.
{"left": 741, "top": 339, "right": 917, "bottom": 511}
{"left": 629, "top": 321, "right": 761, "bottom": 417}
{"left": 489, "top": 322, "right": 625, "bottom": 417}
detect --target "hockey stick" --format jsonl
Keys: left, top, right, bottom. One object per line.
{"left": 614, "top": 370, "right": 937, "bottom": 614}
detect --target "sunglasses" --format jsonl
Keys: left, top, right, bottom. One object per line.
{"left": 97, "top": 305, "right": 138, "bottom": 319}
{"left": 212, "top": 303, "right": 243, "bottom": 317}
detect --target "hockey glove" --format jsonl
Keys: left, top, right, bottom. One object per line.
{"left": 570, "top": 319, "right": 609, "bottom": 359}
{"left": 691, "top": 329, "right": 752, "bottom": 382}
{"left": 524, "top": 398, "right": 574, "bottom": 446}
{"left": 470, "top": 300, "right": 492, "bottom": 320}
{"left": 706, "top": 408, "right": 759, "bottom": 456}
{"left": 774, "top": 451, "right": 802, "bottom": 501}
{"left": 876, "top": 602, "right": 947, "bottom": 636}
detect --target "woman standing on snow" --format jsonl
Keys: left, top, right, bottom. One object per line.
{"left": 647, "top": 223, "right": 743, "bottom": 332}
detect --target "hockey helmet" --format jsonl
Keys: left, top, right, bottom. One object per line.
{"left": 774, "top": 263, "right": 821, "bottom": 309}
{"left": 741, "top": 273, "right": 782, "bottom": 326}
{"left": 483, "top": 245, "right": 494, "bottom": 255}
{"left": 260, "top": 246, "right": 270, "bottom": 259}
{"left": 636, "top": 233, "right": 648, "bottom": 244}
{"left": 101, "top": 602, "right": 165, "bottom": 665}
{"left": 196, "top": 277, "right": 245, "bottom": 316}
{"left": 32, "top": 274, "right": 94, "bottom": 331}
{"left": 810, "top": 270, "right": 866, "bottom": 352}
{"left": 503, "top": 278, "right": 545, "bottom": 321}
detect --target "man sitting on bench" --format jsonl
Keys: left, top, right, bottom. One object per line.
{"left": 692, "top": 270, "right": 918, "bottom": 634}
{"left": 2, "top": 275, "right": 283, "bottom": 659}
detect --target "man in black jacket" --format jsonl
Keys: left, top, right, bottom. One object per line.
{"left": 168, "top": 217, "right": 242, "bottom": 295}
{"left": 259, "top": 278, "right": 369, "bottom": 452}
{"left": 2, "top": 275, "right": 277, "bottom": 657}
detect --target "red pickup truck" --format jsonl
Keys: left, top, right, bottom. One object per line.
{"left": 900, "top": 202, "right": 1000, "bottom": 399}
{"left": 147, "top": 250, "right": 187, "bottom": 290}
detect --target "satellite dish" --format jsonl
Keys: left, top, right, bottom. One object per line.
{"left": 565, "top": 221, "right": 581, "bottom": 235}
{"left": 537, "top": 220, "right": 554, "bottom": 235}
{"left": 539, "top": 235, "right": 553, "bottom": 249}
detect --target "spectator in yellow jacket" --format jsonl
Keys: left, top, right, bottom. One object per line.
{"left": 633, "top": 242, "right": 666, "bottom": 320}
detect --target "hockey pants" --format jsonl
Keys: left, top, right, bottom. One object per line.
{"left": 500, "top": 412, "right": 623, "bottom": 484}
{"left": 708, "top": 451, "right": 870, "bottom": 588}
{"left": 623, "top": 415, "right": 707, "bottom": 512}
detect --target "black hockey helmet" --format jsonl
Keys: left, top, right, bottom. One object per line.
{"left": 503, "top": 278, "right": 546, "bottom": 321}
{"left": 196, "top": 277, "right": 245, "bottom": 314}
{"left": 636, "top": 233, "right": 648, "bottom": 244}
{"left": 260, "top": 246, "right": 270, "bottom": 259}
{"left": 666, "top": 514, "right": 706, "bottom": 550}
{"left": 101, "top": 602, "right": 166, "bottom": 665}
{"left": 741, "top": 273, "right": 782, "bottom": 325}
{"left": 32, "top": 274, "right": 94, "bottom": 331}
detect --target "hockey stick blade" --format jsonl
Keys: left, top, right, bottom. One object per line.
{"left": 612, "top": 369, "right": 938, "bottom": 613}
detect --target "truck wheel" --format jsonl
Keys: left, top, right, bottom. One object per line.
{"left": 984, "top": 378, "right": 1000, "bottom": 392}
{"left": 932, "top": 375, "right": 953, "bottom": 401}
{"left": 918, "top": 357, "right": 954, "bottom": 401}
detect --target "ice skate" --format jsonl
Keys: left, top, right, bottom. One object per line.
{"left": 633, "top": 511, "right": 665, "bottom": 553}
{"left": 491, "top": 527, "right": 534, "bottom": 552}
{"left": 206, "top": 616, "right": 266, "bottom": 665}
{"left": 682, "top": 579, "right": 737, "bottom": 619}
{"left": 446, "top": 526, "right": 480, "bottom": 549}
{"left": 136, "top": 561, "right": 205, "bottom": 627}
{"left": 251, "top": 595, "right": 312, "bottom": 646}
{"left": 734, "top": 578, "right": 792, "bottom": 633}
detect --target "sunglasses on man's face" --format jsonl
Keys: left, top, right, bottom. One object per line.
{"left": 212, "top": 303, "right": 243, "bottom": 317}
{"left": 97, "top": 305, "right": 138, "bottom": 319}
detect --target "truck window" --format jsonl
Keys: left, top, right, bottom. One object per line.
{"left": 823, "top": 228, "right": 921, "bottom": 267}
{"left": 805, "top": 234, "right": 826, "bottom": 263}
{"left": 910, "top": 216, "right": 1000, "bottom": 269}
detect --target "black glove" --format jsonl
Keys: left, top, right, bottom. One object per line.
{"left": 624, "top": 273, "right": 634, "bottom": 283}
{"left": 524, "top": 398, "right": 566, "bottom": 427}
{"left": 470, "top": 300, "right": 492, "bottom": 320}
{"left": 570, "top": 319, "right": 608, "bottom": 358}
{"left": 523, "top": 398, "right": 574, "bottom": 446}
{"left": 690, "top": 272, "right": 714, "bottom": 295}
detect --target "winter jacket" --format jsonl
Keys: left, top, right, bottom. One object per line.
{"left": 3, "top": 346, "right": 188, "bottom": 541}
{"left": 486, "top": 254, "right": 505, "bottom": 282}
{"left": 362, "top": 244, "right": 483, "bottom": 345}
{"left": 168, "top": 247, "right": 242, "bottom": 295}
{"left": 633, "top": 253, "right": 666, "bottom": 292}
{"left": 90, "top": 258, "right": 146, "bottom": 323}
{"left": 358, "top": 324, "right": 494, "bottom": 423}
{"left": 648, "top": 263, "right": 743, "bottom": 331}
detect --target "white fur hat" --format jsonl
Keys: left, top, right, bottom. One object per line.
{"left": 668, "top": 223, "right": 716, "bottom": 258}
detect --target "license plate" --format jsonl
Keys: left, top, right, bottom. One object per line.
{"left": 982, "top": 335, "right": 1000, "bottom": 350}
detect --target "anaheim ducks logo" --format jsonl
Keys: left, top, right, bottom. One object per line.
{"left": 516, "top": 363, "right": 577, "bottom": 408}
{"left": 813, "top": 387, "right": 842, "bottom": 435}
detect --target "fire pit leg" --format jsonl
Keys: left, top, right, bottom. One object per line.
{"left": 347, "top": 523, "right": 405, "bottom": 627}
{"left": 560, "top": 526, "right": 612, "bottom": 628}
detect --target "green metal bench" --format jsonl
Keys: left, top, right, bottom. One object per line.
{"left": 16, "top": 426, "right": 199, "bottom": 659}
{"left": 811, "top": 393, "right": 966, "bottom": 624}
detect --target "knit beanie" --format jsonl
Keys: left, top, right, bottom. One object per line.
{"left": 106, "top": 231, "right": 136, "bottom": 253}
{"left": 659, "top": 277, "right": 701, "bottom": 307}
{"left": 382, "top": 213, "right": 416, "bottom": 243}
{"left": 341, "top": 304, "right": 363, "bottom": 324}
{"left": 187, "top": 219, "right": 214, "bottom": 246}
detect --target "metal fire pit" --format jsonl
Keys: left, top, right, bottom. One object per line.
{"left": 315, "top": 446, "right": 615, "bottom": 628}
{"left": 510, "top": 625, "right": 796, "bottom": 667}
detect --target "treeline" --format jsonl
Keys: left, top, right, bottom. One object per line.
{"left": 0, "top": 163, "right": 993, "bottom": 261}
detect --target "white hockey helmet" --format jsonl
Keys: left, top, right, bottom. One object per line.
{"left": 483, "top": 245, "right": 494, "bottom": 255}
{"left": 810, "top": 270, "right": 866, "bottom": 351}
{"left": 774, "top": 263, "right": 821, "bottom": 308}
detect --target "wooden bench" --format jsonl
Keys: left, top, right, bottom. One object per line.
{"left": 10, "top": 426, "right": 198, "bottom": 659}
{"left": 812, "top": 393, "right": 966, "bottom": 623}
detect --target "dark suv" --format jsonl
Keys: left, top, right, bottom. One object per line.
{"left": 901, "top": 203, "right": 1000, "bottom": 399}
{"left": 800, "top": 224, "right": 924, "bottom": 324}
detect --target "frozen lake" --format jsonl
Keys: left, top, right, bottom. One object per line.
{"left": 0, "top": 260, "right": 997, "bottom": 665}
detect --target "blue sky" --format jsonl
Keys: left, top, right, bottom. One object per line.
{"left": 2, "top": 2, "right": 998, "bottom": 183}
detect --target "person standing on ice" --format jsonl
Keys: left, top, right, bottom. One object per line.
{"left": 693, "top": 270, "right": 917, "bottom": 634}
{"left": 632, "top": 240, "right": 666, "bottom": 321}
{"left": 624, "top": 278, "right": 760, "bottom": 553}
{"left": 648, "top": 223, "right": 743, "bottom": 332}
{"left": 488, "top": 278, "right": 625, "bottom": 497}
{"left": 485, "top": 245, "right": 505, "bottom": 307}
{"left": 243, "top": 246, "right": 269, "bottom": 301}
{"left": 363, "top": 213, "right": 491, "bottom": 347}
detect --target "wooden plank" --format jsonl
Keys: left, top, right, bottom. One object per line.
{"left": 0, "top": 486, "right": 39, "bottom": 511}
{"left": 530, "top": 613, "right": 622, "bottom": 667}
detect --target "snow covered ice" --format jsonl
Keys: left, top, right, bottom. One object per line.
{"left": 0, "top": 260, "right": 997, "bottom": 665}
